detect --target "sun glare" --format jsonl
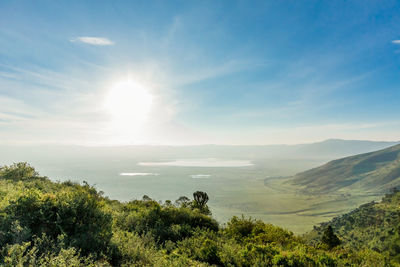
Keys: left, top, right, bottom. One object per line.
{"left": 105, "top": 79, "right": 153, "bottom": 126}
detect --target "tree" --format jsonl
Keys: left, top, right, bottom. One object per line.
{"left": 6, "top": 186, "right": 113, "bottom": 257}
{"left": 0, "top": 162, "right": 39, "bottom": 181}
{"left": 142, "top": 195, "right": 152, "bottom": 201}
{"left": 192, "top": 191, "right": 211, "bottom": 215}
{"left": 164, "top": 200, "right": 173, "bottom": 207}
{"left": 321, "top": 226, "right": 341, "bottom": 249}
{"left": 175, "top": 196, "right": 191, "bottom": 208}
{"left": 193, "top": 191, "right": 209, "bottom": 207}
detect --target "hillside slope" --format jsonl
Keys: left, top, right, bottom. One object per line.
{"left": 291, "top": 144, "right": 400, "bottom": 194}
{"left": 306, "top": 189, "right": 400, "bottom": 263}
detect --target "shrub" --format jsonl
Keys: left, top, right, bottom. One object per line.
{"left": 4, "top": 186, "right": 112, "bottom": 257}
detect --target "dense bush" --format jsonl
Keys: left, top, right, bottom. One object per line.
{"left": 0, "top": 162, "right": 39, "bottom": 181}
{"left": 115, "top": 199, "right": 218, "bottom": 244}
{"left": 225, "top": 216, "right": 297, "bottom": 245}
{"left": 307, "top": 188, "right": 400, "bottom": 265}
{"left": 2, "top": 185, "right": 112, "bottom": 257}
{"left": 0, "top": 162, "right": 398, "bottom": 266}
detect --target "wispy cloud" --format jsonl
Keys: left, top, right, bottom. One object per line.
{"left": 70, "top": 36, "right": 114, "bottom": 46}
{"left": 0, "top": 63, "right": 112, "bottom": 145}
{"left": 392, "top": 40, "right": 400, "bottom": 44}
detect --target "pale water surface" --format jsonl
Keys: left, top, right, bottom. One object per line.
{"left": 139, "top": 158, "right": 253, "bottom": 167}
{"left": 190, "top": 174, "right": 211, "bottom": 179}
{"left": 120, "top": 172, "right": 159, "bottom": 176}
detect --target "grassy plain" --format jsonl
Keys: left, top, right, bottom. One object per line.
{"left": 210, "top": 176, "right": 380, "bottom": 233}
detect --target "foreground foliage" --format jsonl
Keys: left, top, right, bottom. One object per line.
{"left": 307, "top": 187, "right": 400, "bottom": 265}
{"left": 0, "top": 162, "right": 398, "bottom": 266}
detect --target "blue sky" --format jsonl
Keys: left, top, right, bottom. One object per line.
{"left": 0, "top": 0, "right": 399, "bottom": 145}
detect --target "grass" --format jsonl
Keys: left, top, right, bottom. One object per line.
{"left": 210, "top": 176, "right": 382, "bottom": 233}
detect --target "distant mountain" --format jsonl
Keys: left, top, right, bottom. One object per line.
{"left": 292, "top": 143, "right": 400, "bottom": 194}
{"left": 0, "top": 139, "right": 397, "bottom": 162}
{"left": 293, "top": 139, "right": 398, "bottom": 158}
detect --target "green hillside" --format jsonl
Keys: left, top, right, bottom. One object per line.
{"left": 291, "top": 144, "right": 400, "bottom": 194}
{"left": 0, "top": 162, "right": 396, "bottom": 266}
{"left": 306, "top": 188, "right": 400, "bottom": 263}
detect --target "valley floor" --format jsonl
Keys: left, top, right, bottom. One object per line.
{"left": 211, "top": 177, "right": 382, "bottom": 233}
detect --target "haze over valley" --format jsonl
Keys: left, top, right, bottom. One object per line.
{"left": 1, "top": 139, "right": 397, "bottom": 233}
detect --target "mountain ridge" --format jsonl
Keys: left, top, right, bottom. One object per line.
{"left": 0, "top": 139, "right": 397, "bottom": 162}
{"left": 291, "top": 143, "right": 400, "bottom": 194}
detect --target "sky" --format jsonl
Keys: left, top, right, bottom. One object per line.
{"left": 0, "top": 0, "right": 400, "bottom": 145}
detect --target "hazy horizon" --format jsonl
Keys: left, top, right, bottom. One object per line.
{"left": 0, "top": 138, "right": 398, "bottom": 148}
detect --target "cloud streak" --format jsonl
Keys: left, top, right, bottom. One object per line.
{"left": 392, "top": 40, "right": 400, "bottom": 44}
{"left": 71, "top": 36, "right": 114, "bottom": 46}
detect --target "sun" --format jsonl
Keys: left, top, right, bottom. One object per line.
{"left": 105, "top": 79, "right": 153, "bottom": 126}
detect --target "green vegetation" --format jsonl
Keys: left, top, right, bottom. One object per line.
{"left": 320, "top": 226, "right": 340, "bottom": 249}
{"left": 292, "top": 144, "right": 400, "bottom": 194}
{"left": 0, "top": 163, "right": 399, "bottom": 266}
{"left": 306, "top": 187, "right": 400, "bottom": 264}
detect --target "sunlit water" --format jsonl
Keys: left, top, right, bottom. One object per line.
{"left": 190, "top": 174, "right": 211, "bottom": 179}
{"left": 139, "top": 158, "right": 253, "bottom": 167}
{"left": 120, "top": 172, "right": 159, "bottom": 176}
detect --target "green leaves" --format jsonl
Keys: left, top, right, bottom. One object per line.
{"left": 1, "top": 178, "right": 112, "bottom": 259}
{"left": 321, "top": 226, "right": 341, "bottom": 249}
{"left": 192, "top": 191, "right": 211, "bottom": 215}
{"left": 0, "top": 162, "right": 39, "bottom": 181}
{"left": 0, "top": 162, "right": 397, "bottom": 266}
